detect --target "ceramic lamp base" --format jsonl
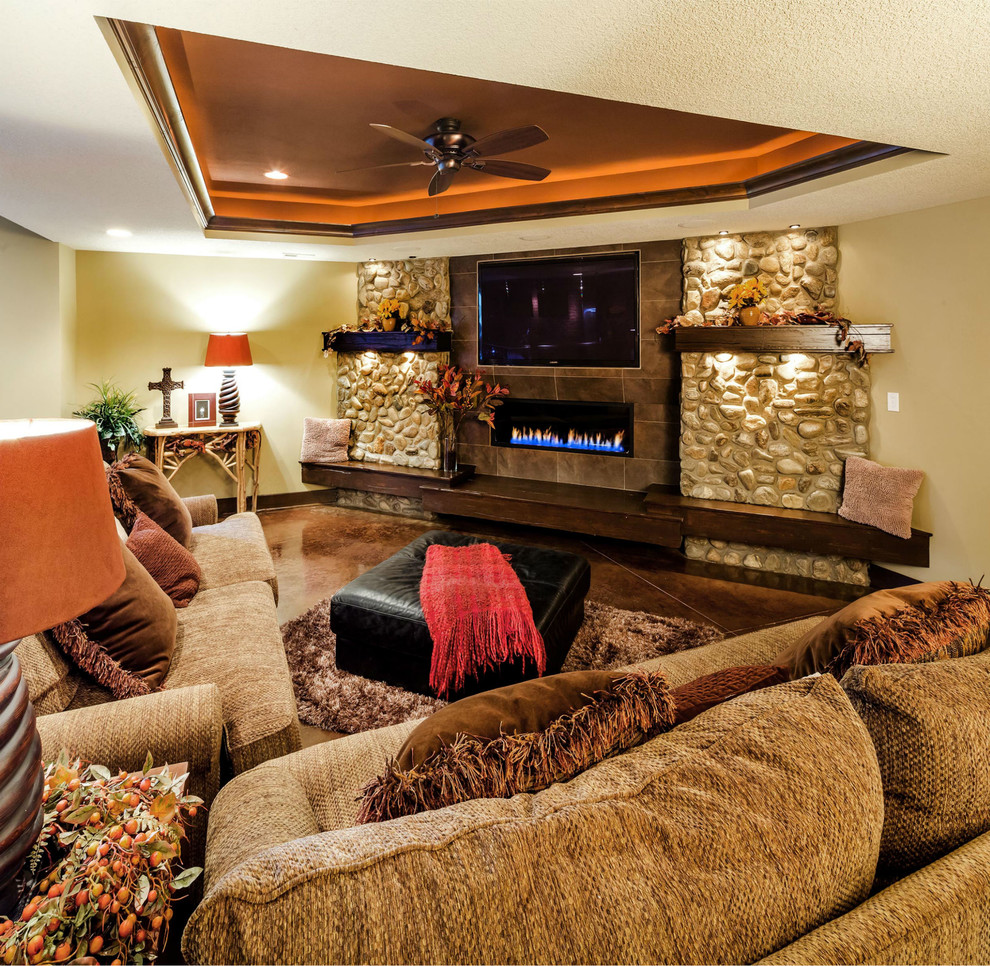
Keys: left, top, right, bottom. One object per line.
{"left": 0, "top": 639, "right": 44, "bottom": 919}
{"left": 218, "top": 368, "right": 240, "bottom": 427}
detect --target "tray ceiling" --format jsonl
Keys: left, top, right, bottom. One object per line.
{"left": 109, "top": 20, "right": 908, "bottom": 239}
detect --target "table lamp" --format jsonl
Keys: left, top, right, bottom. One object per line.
{"left": 0, "top": 419, "right": 126, "bottom": 916}
{"left": 205, "top": 333, "right": 253, "bottom": 426}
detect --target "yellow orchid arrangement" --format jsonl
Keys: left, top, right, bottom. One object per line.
{"left": 376, "top": 298, "right": 409, "bottom": 322}
{"left": 727, "top": 277, "right": 768, "bottom": 310}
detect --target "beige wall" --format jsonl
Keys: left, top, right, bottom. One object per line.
{"left": 74, "top": 252, "right": 354, "bottom": 499}
{"left": 0, "top": 216, "right": 67, "bottom": 418}
{"left": 839, "top": 197, "right": 990, "bottom": 582}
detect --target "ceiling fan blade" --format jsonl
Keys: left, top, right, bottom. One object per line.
{"left": 369, "top": 123, "right": 440, "bottom": 157}
{"left": 337, "top": 160, "right": 434, "bottom": 174}
{"left": 428, "top": 168, "right": 457, "bottom": 196}
{"left": 468, "top": 125, "right": 549, "bottom": 158}
{"left": 466, "top": 159, "right": 551, "bottom": 182}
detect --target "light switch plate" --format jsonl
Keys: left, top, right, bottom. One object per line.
{"left": 887, "top": 392, "right": 900, "bottom": 412}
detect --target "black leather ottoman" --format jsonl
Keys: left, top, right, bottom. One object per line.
{"left": 331, "top": 530, "right": 591, "bottom": 699}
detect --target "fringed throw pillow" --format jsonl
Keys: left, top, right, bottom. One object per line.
{"left": 126, "top": 511, "right": 201, "bottom": 608}
{"left": 774, "top": 581, "right": 990, "bottom": 680}
{"left": 107, "top": 454, "right": 193, "bottom": 547}
{"left": 357, "top": 668, "right": 674, "bottom": 823}
{"left": 46, "top": 542, "right": 176, "bottom": 698}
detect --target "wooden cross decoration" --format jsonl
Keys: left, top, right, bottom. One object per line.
{"left": 148, "top": 367, "right": 184, "bottom": 429}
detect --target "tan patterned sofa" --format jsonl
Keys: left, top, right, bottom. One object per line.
{"left": 16, "top": 496, "right": 301, "bottom": 790}
{"left": 182, "top": 618, "right": 990, "bottom": 965}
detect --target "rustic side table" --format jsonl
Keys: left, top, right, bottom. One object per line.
{"left": 144, "top": 422, "right": 262, "bottom": 514}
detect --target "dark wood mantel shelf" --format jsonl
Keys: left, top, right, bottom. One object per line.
{"left": 322, "top": 330, "right": 452, "bottom": 354}
{"left": 674, "top": 324, "right": 892, "bottom": 354}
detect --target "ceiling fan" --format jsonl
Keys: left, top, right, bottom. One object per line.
{"left": 338, "top": 117, "right": 550, "bottom": 196}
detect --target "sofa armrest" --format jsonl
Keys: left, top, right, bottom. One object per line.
{"left": 757, "top": 830, "right": 990, "bottom": 965}
{"left": 184, "top": 494, "right": 219, "bottom": 528}
{"left": 35, "top": 684, "right": 223, "bottom": 809}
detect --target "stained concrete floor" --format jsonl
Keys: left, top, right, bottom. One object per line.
{"left": 259, "top": 503, "right": 865, "bottom": 748}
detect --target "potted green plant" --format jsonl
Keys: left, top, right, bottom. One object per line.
{"left": 73, "top": 382, "right": 145, "bottom": 463}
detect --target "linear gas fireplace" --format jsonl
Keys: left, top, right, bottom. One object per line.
{"left": 492, "top": 399, "right": 634, "bottom": 457}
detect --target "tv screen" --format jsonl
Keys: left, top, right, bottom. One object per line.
{"left": 478, "top": 252, "right": 640, "bottom": 368}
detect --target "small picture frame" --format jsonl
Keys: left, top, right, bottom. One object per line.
{"left": 188, "top": 392, "right": 217, "bottom": 427}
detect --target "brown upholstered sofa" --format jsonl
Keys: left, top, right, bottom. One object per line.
{"left": 16, "top": 497, "right": 301, "bottom": 811}
{"left": 182, "top": 617, "right": 990, "bottom": 965}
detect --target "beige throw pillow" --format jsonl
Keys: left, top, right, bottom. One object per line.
{"left": 300, "top": 417, "right": 350, "bottom": 464}
{"left": 838, "top": 456, "right": 924, "bottom": 538}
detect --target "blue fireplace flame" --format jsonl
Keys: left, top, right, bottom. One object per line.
{"left": 510, "top": 426, "right": 627, "bottom": 454}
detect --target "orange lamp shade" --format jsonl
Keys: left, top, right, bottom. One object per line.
{"left": 0, "top": 420, "right": 126, "bottom": 642}
{"left": 205, "top": 333, "right": 253, "bottom": 368}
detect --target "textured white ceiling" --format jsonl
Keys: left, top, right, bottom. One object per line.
{"left": 1, "top": 0, "right": 988, "bottom": 261}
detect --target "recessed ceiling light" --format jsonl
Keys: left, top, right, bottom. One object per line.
{"left": 264, "top": 169, "right": 289, "bottom": 180}
{"left": 789, "top": 224, "right": 801, "bottom": 229}
{"left": 718, "top": 230, "right": 729, "bottom": 236}
{"left": 106, "top": 228, "right": 132, "bottom": 237}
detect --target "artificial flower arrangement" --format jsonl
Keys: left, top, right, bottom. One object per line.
{"left": 0, "top": 754, "right": 202, "bottom": 966}
{"left": 328, "top": 297, "right": 451, "bottom": 348}
{"left": 727, "top": 277, "right": 769, "bottom": 311}
{"left": 656, "top": 303, "right": 868, "bottom": 364}
{"left": 413, "top": 364, "right": 509, "bottom": 433}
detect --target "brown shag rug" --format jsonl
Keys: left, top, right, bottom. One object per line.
{"left": 280, "top": 598, "right": 723, "bottom": 735}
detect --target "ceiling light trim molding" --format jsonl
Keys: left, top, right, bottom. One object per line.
{"left": 202, "top": 142, "right": 912, "bottom": 239}
{"left": 98, "top": 17, "right": 214, "bottom": 228}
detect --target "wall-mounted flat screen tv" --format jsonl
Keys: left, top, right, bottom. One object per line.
{"left": 478, "top": 251, "right": 640, "bottom": 368}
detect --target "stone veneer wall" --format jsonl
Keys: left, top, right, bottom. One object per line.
{"left": 337, "top": 352, "right": 444, "bottom": 468}
{"left": 357, "top": 258, "right": 450, "bottom": 328}
{"left": 335, "top": 257, "right": 452, "bottom": 471}
{"left": 681, "top": 227, "right": 838, "bottom": 324}
{"left": 680, "top": 350, "right": 870, "bottom": 511}
{"left": 678, "top": 226, "right": 870, "bottom": 585}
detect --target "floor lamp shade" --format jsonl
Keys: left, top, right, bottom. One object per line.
{"left": 0, "top": 419, "right": 126, "bottom": 914}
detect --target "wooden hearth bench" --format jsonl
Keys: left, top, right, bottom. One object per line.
{"left": 642, "top": 485, "right": 931, "bottom": 567}
{"left": 301, "top": 460, "right": 474, "bottom": 499}
{"left": 299, "top": 461, "right": 930, "bottom": 568}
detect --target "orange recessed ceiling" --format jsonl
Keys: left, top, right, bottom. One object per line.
{"left": 105, "top": 20, "right": 909, "bottom": 238}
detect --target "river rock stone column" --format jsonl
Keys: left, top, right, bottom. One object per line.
{"left": 357, "top": 258, "right": 450, "bottom": 327}
{"left": 337, "top": 352, "right": 444, "bottom": 468}
{"left": 680, "top": 350, "right": 870, "bottom": 511}
{"left": 681, "top": 227, "right": 838, "bottom": 324}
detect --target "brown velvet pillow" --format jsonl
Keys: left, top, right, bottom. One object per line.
{"left": 838, "top": 456, "right": 924, "bottom": 539}
{"left": 47, "top": 542, "right": 176, "bottom": 697}
{"left": 774, "top": 581, "right": 990, "bottom": 680}
{"left": 126, "top": 510, "right": 201, "bottom": 608}
{"left": 842, "top": 651, "right": 990, "bottom": 874}
{"left": 671, "top": 664, "right": 791, "bottom": 725}
{"left": 108, "top": 454, "right": 193, "bottom": 547}
{"left": 358, "top": 669, "right": 674, "bottom": 823}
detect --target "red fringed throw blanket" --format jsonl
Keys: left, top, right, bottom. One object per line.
{"left": 421, "top": 543, "right": 546, "bottom": 698}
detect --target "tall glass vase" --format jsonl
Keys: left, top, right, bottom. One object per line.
{"left": 438, "top": 412, "right": 458, "bottom": 473}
